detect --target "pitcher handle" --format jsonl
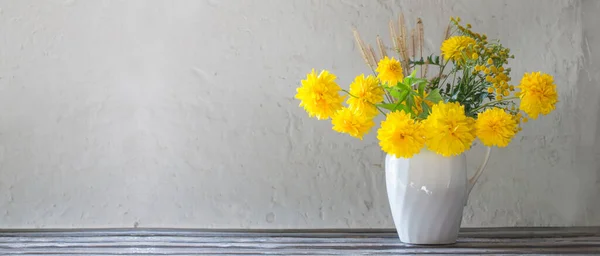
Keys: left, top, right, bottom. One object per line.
{"left": 467, "top": 147, "right": 492, "bottom": 196}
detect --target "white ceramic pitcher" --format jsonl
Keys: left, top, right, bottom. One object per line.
{"left": 385, "top": 147, "right": 492, "bottom": 244}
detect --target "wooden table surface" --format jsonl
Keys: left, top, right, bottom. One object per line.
{"left": 1, "top": 227, "right": 599, "bottom": 255}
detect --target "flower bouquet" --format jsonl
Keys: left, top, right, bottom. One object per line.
{"left": 295, "top": 15, "right": 558, "bottom": 244}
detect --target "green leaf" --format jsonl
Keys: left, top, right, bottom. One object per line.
{"left": 388, "top": 88, "right": 402, "bottom": 99}
{"left": 396, "top": 81, "right": 412, "bottom": 93}
{"left": 379, "top": 102, "right": 411, "bottom": 115}
{"left": 405, "top": 93, "right": 415, "bottom": 111}
{"left": 409, "top": 69, "right": 418, "bottom": 78}
{"left": 418, "top": 82, "right": 425, "bottom": 96}
{"left": 425, "top": 89, "right": 443, "bottom": 103}
{"left": 418, "top": 102, "right": 432, "bottom": 119}
{"left": 411, "top": 78, "right": 427, "bottom": 91}
{"left": 422, "top": 102, "right": 431, "bottom": 112}
{"left": 397, "top": 90, "right": 410, "bottom": 103}
{"left": 394, "top": 103, "right": 410, "bottom": 113}
{"left": 409, "top": 57, "right": 426, "bottom": 66}
{"left": 377, "top": 103, "right": 396, "bottom": 111}
{"left": 396, "top": 90, "right": 409, "bottom": 108}
{"left": 411, "top": 78, "right": 427, "bottom": 84}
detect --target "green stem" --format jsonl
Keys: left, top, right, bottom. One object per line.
{"left": 375, "top": 106, "right": 387, "bottom": 117}
{"left": 381, "top": 85, "right": 394, "bottom": 103}
{"left": 342, "top": 89, "right": 387, "bottom": 117}
{"left": 470, "top": 96, "right": 518, "bottom": 113}
{"left": 450, "top": 69, "right": 458, "bottom": 95}
{"left": 437, "top": 60, "right": 449, "bottom": 86}
{"left": 342, "top": 89, "right": 357, "bottom": 98}
{"left": 369, "top": 67, "right": 394, "bottom": 103}
{"left": 439, "top": 64, "right": 455, "bottom": 91}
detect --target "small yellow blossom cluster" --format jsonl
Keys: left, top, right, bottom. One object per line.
{"left": 478, "top": 53, "right": 514, "bottom": 100}
{"left": 476, "top": 61, "right": 512, "bottom": 100}
{"left": 450, "top": 17, "right": 515, "bottom": 101}
{"left": 451, "top": 17, "right": 488, "bottom": 43}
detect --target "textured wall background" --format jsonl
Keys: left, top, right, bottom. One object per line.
{"left": 0, "top": 0, "right": 598, "bottom": 228}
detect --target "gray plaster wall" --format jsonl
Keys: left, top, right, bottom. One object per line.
{"left": 0, "top": 0, "right": 598, "bottom": 228}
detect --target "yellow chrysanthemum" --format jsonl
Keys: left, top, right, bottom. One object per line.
{"left": 518, "top": 72, "right": 559, "bottom": 119}
{"left": 423, "top": 102, "right": 476, "bottom": 157}
{"left": 331, "top": 107, "right": 374, "bottom": 140}
{"left": 295, "top": 69, "right": 345, "bottom": 120}
{"left": 475, "top": 108, "right": 517, "bottom": 147}
{"left": 376, "top": 56, "right": 404, "bottom": 86}
{"left": 347, "top": 74, "right": 385, "bottom": 117}
{"left": 441, "top": 36, "right": 476, "bottom": 62}
{"left": 377, "top": 110, "right": 425, "bottom": 158}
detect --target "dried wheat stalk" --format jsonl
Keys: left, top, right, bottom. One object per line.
{"left": 389, "top": 21, "right": 398, "bottom": 51}
{"left": 376, "top": 35, "right": 387, "bottom": 59}
{"left": 368, "top": 45, "right": 378, "bottom": 65}
{"left": 352, "top": 28, "right": 376, "bottom": 69}
{"left": 398, "top": 13, "right": 410, "bottom": 72}
{"left": 353, "top": 13, "right": 435, "bottom": 80}
{"left": 417, "top": 18, "right": 424, "bottom": 77}
{"left": 410, "top": 28, "right": 416, "bottom": 62}
{"left": 444, "top": 23, "right": 452, "bottom": 40}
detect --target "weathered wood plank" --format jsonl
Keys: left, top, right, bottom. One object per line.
{"left": 0, "top": 227, "right": 599, "bottom": 255}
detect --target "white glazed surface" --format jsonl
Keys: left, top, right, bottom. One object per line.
{"left": 386, "top": 150, "right": 468, "bottom": 244}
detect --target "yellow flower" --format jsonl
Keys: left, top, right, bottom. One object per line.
{"left": 487, "top": 87, "right": 494, "bottom": 93}
{"left": 471, "top": 53, "right": 479, "bottom": 59}
{"left": 422, "top": 102, "right": 476, "bottom": 156}
{"left": 441, "top": 36, "right": 476, "bottom": 62}
{"left": 295, "top": 69, "right": 345, "bottom": 120}
{"left": 331, "top": 107, "right": 374, "bottom": 140}
{"left": 347, "top": 74, "right": 385, "bottom": 117}
{"left": 487, "top": 58, "right": 493, "bottom": 65}
{"left": 376, "top": 56, "right": 404, "bottom": 86}
{"left": 475, "top": 108, "right": 517, "bottom": 147}
{"left": 377, "top": 111, "right": 425, "bottom": 158}
{"left": 497, "top": 73, "right": 508, "bottom": 82}
{"left": 518, "top": 72, "right": 559, "bottom": 119}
